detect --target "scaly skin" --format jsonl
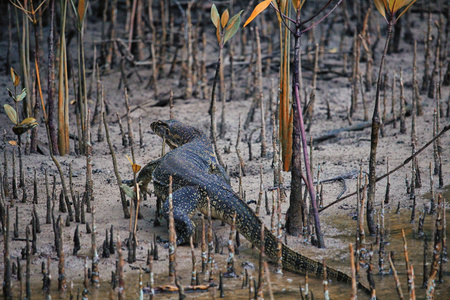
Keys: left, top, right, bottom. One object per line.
{"left": 137, "top": 119, "right": 364, "bottom": 288}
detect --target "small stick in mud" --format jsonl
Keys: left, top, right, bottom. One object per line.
{"left": 323, "top": 259, "right": 329, "bottom": 299}
{"left": 421, "top": 10, "right": 432, "bottom": 93}
{"left": 219, "top": 271, "right": 225, "bottom": 298}
{"left": 117, "top": 236, "right": 125, "bottom": 299}
{"left": 441, "top": 196, "right": 447, "bottom": 261}
{"left": 97, "top": 85, "right": 105, "bottom": 143}
{"left": 389, "top": 251, "right": 404, "bottom": 299}
{"left": 31, "top": 213, "right": 37, "bottom": 254}
{"left": 25, "top": 226, "right": 31, "bottom": 299}
{"left": 3, "top": 150, "right": 10, "bottom": 198}
{"left": 206, "top": 196, "right": 214, "bottom": 282}
{"left": 21, "top": 169, "right": 27, "bottom": 203}
{"left": 225, "top": 212, "right": 237, "bottom": 278}
{"left": 148, "top": 256, "right": 155, "bottom": 299}
{"left": 117, "top": 112, "right": 128, "bottom": 148}
{"left": 271, "top": 190, "right": 276, "bottom": 233}
{"left": 110, "top": 225, "right": 115, "bottom": 255}
{"left": 429, "top": 162, "right": 436, "bottom": 214}
{"left": 139, "top": 117, "right": 143, "bottom": 148}
{"left": 58, "top": 216, "right": 66, "bottom": 291}
{"left": 248, "top": 273, "right": 254, "bottom": 299}
{"left": 276, "top": 187, "right": 283, "bottom": 274}
{"left": 168, "top": 175, "right": 176, "bottom": 278}
{"left": 255, "top": 165, "right": 263, "bottom": 216}
{"left": 14, "top": 206, "right": 19, "bottom": 238}
{"left": 399, "top": 69, "right": 406, "bottom": 134}
{"left": 391, "top": 71, "right": 397, "bottom": 129}
{"left": 422, "top": 234, "right": 429, "bottom": 288}
{"left": 45, "top": 169, "right": 51, "bottom": 224}
{"left": 3, "top": 205, "right": 12, "bottom": 299}
{"left": 367, "top": 251, "right": 376, "bottom": 298}
{"left": 412, "top": 41, "right": 423, "bottom": 116}
{"left": 11, "top": 150, "right": 18, "bottom": 200}
{"left": 85, "top": 108, "right": 93, "bottom": 214}
{"left": 59, "top": 190, "right": 67, "bottom": 213}
{"left": 190, "top": 236, "right": 197, "bottom": 285}
{"left": 349, "top": 244, "right": 357, "bottom": 300}
{"left": 379, "top": 198, "right": 386, "bottom": 274}
{"left": 403, "top": 233, "right": 414, "bottom": 296}
{"left": 73, "top": 225, "right": 80, "bottom": 255}
{"left": 153, "top": 237, "right": 159, "bottom": 261}
{"left": 103, "top": 111, "right": 130, "bottom": 219}
{"left": 235, "top": 116, "right": 245, "bottom": 176}
{"left": 411, "top": 195, "right": 416, "bottom": 223}
{"left": 384, "top": 157, "right": 390, "bottom": 204}
{"left": 409, "top": 264, "right": 416, "bottom": 299}
{"left": 80, "top": 194, "right": 86, "bottom": 224}
{"left": 257, "top": 225, "right": 265, "bottom": 299}
{"left": 33, "top": 169, "right": 37, "bottom": 204}
{"left": 91, "top": 206, "right": 100, "bottom": 286}
{"left": 103, "top": 228, "right": 110, "bottom": 258}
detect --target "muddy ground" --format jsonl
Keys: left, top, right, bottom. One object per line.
{"left": 0, "top": 2, "right": 449, "bottom": 299}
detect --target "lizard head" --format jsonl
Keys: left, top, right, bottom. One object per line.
{"left": 151, "top": 119, "right": 204, "bottom": 149}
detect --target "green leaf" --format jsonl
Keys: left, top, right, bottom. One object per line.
{"left": 211, "top": 4, "right": 220, "bottom": 29}
{"left": 244, "top": 0, "right": 272, "bottom": 27}
{"left": 16, "top": 88, "right": 27, "bottom": 102}
{"left": 4, "top": 104, "right": 18, "bottom": 125}
{"left": 121, "top": 184, "right": 136, "bottom": 199}
{"left": 10, "top": 67, "right": 20, "bottom": 87}
{"left": 224, "top": 10, "right": 243, "bottom": 45}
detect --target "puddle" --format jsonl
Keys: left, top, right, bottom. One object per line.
{"left": 6, "top": 186, "right": 449, "bottom": 299}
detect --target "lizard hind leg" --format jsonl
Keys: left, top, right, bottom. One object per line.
{"left": 163, "top": 185, "right": 201, "bottom": 245}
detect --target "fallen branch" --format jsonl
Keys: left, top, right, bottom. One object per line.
{"left": 313, "top": 106, "right": 412, "bottom": 144}
{"left": 144, "top": 283, "right": 214, "bottom": 294}
{"left": 320, "top": 124, "right": 450, "bottom": 212}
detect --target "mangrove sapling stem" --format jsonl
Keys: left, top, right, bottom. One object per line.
{"left": 46, "top": 0, "right": 59, "bottom": 155}
{"left": 292, "top": 17, "right": 324, "bottom": 247}
{"left": 320, "top": 124, "right": 450, "bottom": 212}
{"left": 367, "top": 18, "right": 394, "bottom": 235}
{"left": 210, "top": 45, "right": 225, "bottom": 168}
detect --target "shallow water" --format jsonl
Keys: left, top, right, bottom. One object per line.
{"left": 7, "top": 186, "right": 449, "bottom": 299}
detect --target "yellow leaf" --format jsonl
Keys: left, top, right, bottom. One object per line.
{"left": 8, "top": 140, "right": 18, "bottom": 146}
{"left": 221, "top": 9, "right": 229, "bottom": 28}
{"left": 291, "top": 0, "right": 305, "bottom": 10}
{"left": 244, "top": 0, "right": 272, "bottom": 27}
{"left": 373, "top": 0, "right": 386, "bottom": 18}
{"left": 78, "top": 0, "right": 85, "bottom": 22}
{"left": 4, "top": 104, "right": 18, "bottom": 125}
{"left": 216, "top": 25, "right": 221, "bottom": 44}
{"left": 396, "top": 0, "right": 417, "bottom": 21}
{"left": 392, "top": 0, "right": 411, "bottom": 12}
{"left": 132, "top": 164, "right": 141, "bottom": 173}
{"left": 126, "top": 155, "right": 133, "bottom": 165}
{"left": 13, "top": 118, "right": 38, "bottom": 135}
{"left": 19, "top": 117, "right": 37, "bottom": 126}
{"left": 10, "top": 67, "right": 20, "bottom": 87}
{"left": 126, "top": 155, "right": 141, "bottom": 174}
{"left": 328, "top": 47, "right": 338, "bottom": 53}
